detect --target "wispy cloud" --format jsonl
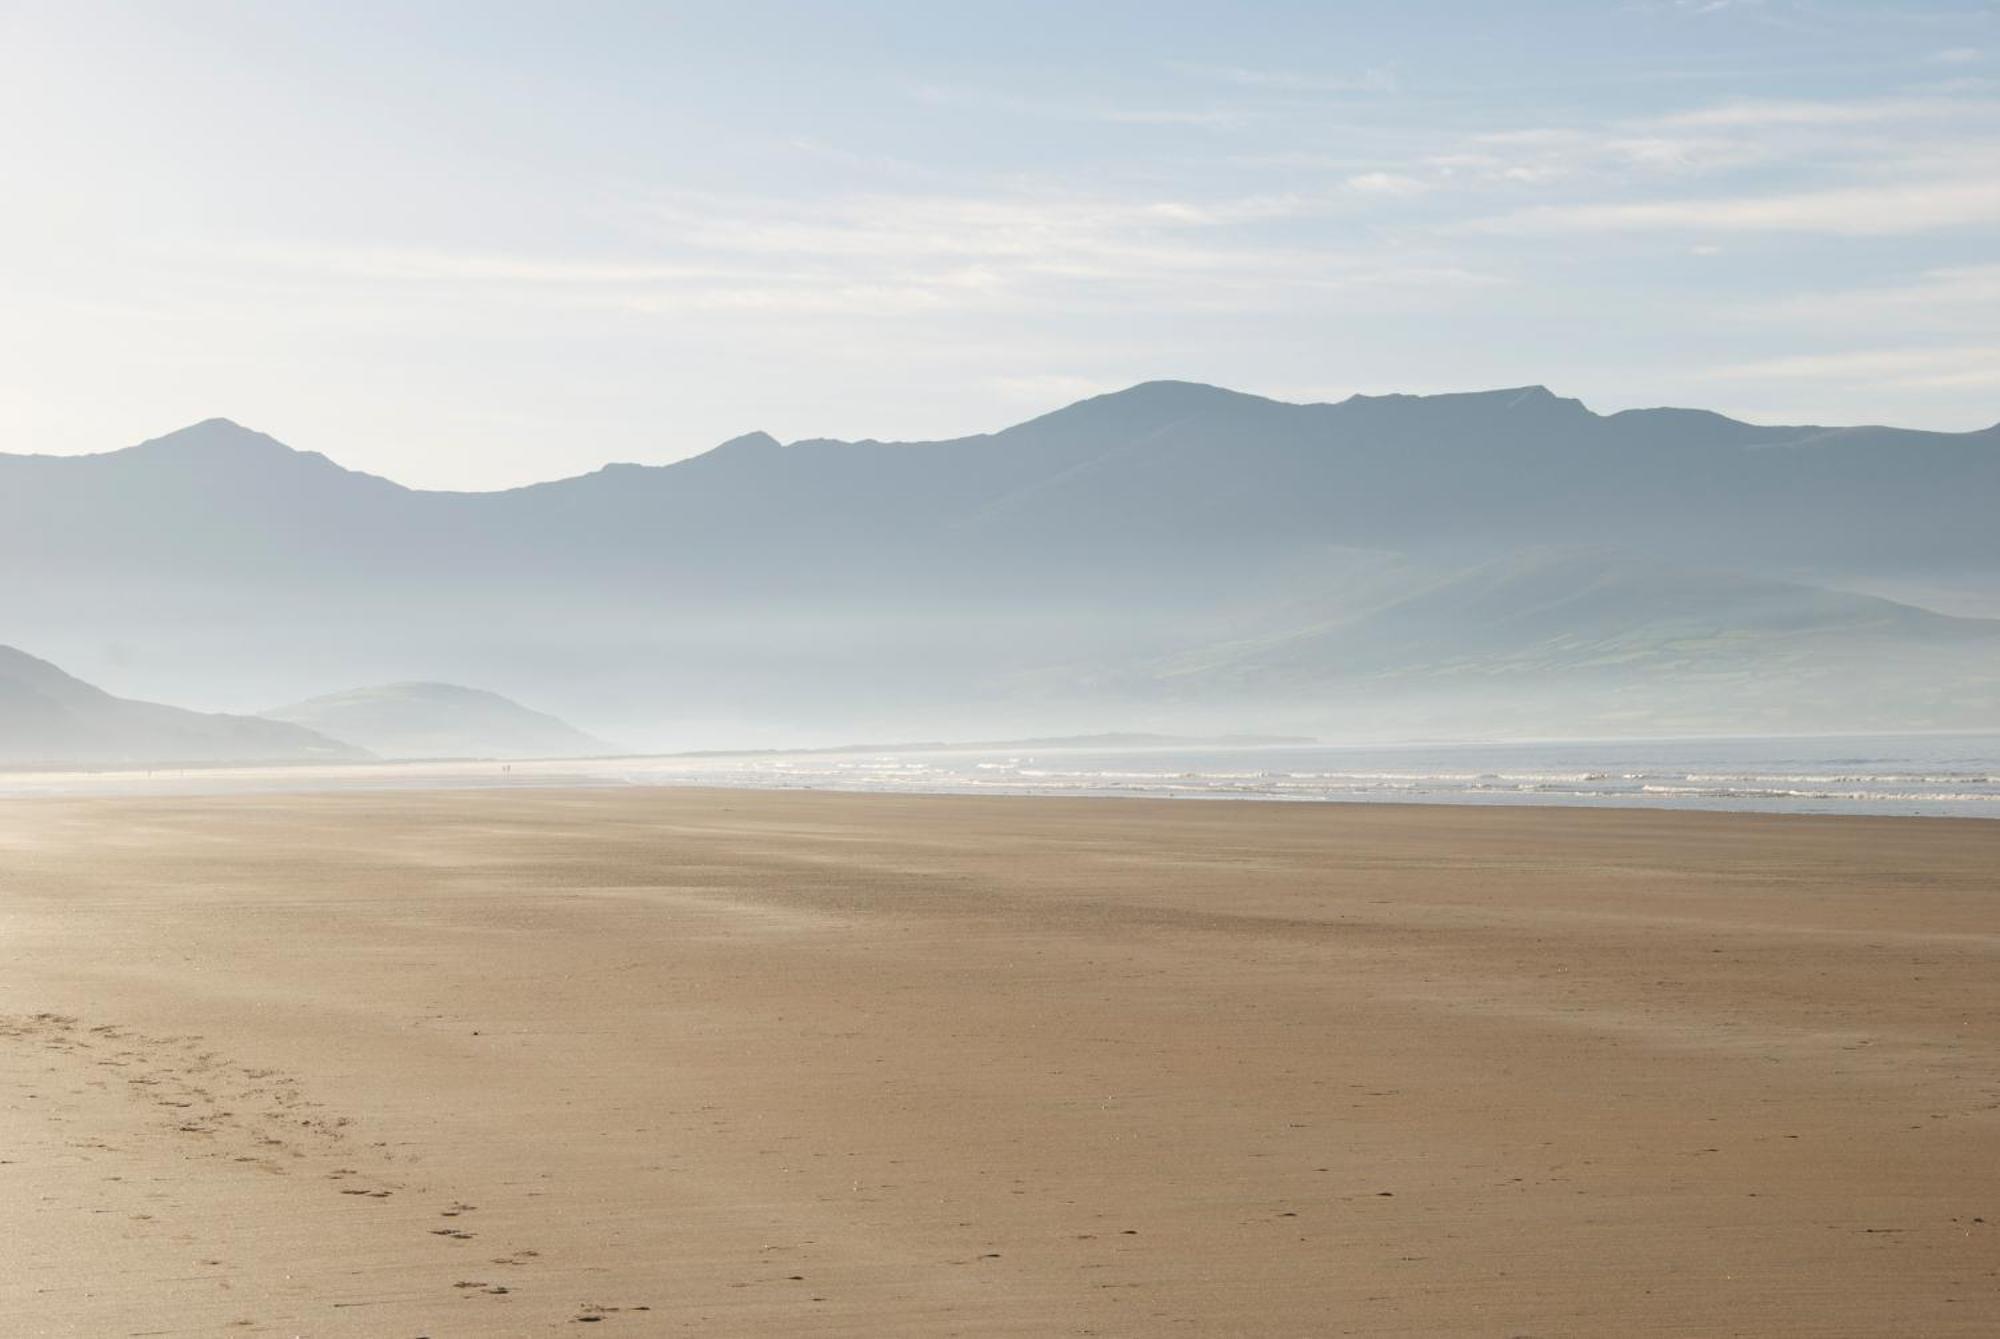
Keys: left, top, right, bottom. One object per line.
{"left": 1436, "top": 88, "right": 2000, "bottom": 236}
{"left": 1739, "top": 263, "right": 2000, "bottom": 337}
{"left": 1345, "top": 172, "right": 1429, "bottom": 196}
{"left": 907, "top": 83, "right": 1254, "bottom": 129}
{"left": 1465, "top": 176, "right": 2000, "bottom": 236}
{"left": 234, "top": 247, "right": 719, "bottom": 285}
{"left": 623, "top": 189, "right": 1509, "bottom": 312}
{"left": 1172, "top": 62, "right": 1400, "bottom": 94}
{"left": 222, "top": 184, "right": 1507, "bottom": 327}
{"left": 1705, "top": 345, "right": 2000, "bottom": 390}
{"left": 1655, "top": 94, "right": 1985, "bottom": 127}
{"left": 1434, "top": 127, "right": 1768, "bottom": 185}
{"left": 1095, "top": 107, "right": 1253, "bottom": 128}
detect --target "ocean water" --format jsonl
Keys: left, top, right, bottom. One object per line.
{"left": 615, "top": 732, "right": 2000, "bottom": 819}
{"left": 7, "top": 733, "right": 1998, "bottom": 818}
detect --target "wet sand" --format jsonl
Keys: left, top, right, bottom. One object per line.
{"left": 1, "top": 787, "right": 1995, "bottom": 1335}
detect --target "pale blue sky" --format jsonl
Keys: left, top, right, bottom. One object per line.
{"left": 2, "top": 0, "right": 1996, "bottom": 487}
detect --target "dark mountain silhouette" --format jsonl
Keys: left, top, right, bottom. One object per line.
{"left": 0, "top": 644, "right": 364, "bottom": 765}
{"left": 8, "top": 386, "right": 1997, "bottom": 584}
{"left": 265, "top": 682, "right": 615, "bottom": 760}
{"left": 3, "top": 384, "right": 1996, "bottom": 743}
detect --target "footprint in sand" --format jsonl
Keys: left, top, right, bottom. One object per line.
{"left": 8, "top": 1012, "right": 551, "bottom": 1315}
{"left": 574, "top": 1304, "right": 653, "bottom": 1323}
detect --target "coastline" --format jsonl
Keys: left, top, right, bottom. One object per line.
{"left": 4, "top": 726, "right": 1998, "bottom": 819}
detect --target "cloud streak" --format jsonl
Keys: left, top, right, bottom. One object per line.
{"left": 1706, "top": 345, "right": 2000, "bottom": 390}
{"left": 1171, "top": 62, "right": 1401, "bottom": 94}
{"left": 1467, "top": 177, "right": 2000, "bottom": 236}
{"left": 1747, "top": 263, "right": 2000, "bottom": 328}
{"left": 225, "top": 185, "right": 1509, "bottom": 326}
{"left": 1654, "top": 95, "right": 1986, "bottom": 127}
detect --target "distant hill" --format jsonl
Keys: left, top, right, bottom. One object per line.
{"left": 2, "top": 384, "right": 1997, "bottom": 743}
{"left": 1162, "top": 551, "right": 2000, "bottom": 682}
{"left": 265, "top": 682, "right": 615, "bottom": 760}
{"left": 0, "top": 644, "right": 363, "bottom": 766}
{"left": 1134, "top": 552, "right": 2000, "bottom": 735}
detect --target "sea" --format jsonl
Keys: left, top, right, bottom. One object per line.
{"left": 612, "top": 732, "right": 2000, "bottom": 820}
{"left": 7, "top": 732, "right": 1999, "bottom": 819}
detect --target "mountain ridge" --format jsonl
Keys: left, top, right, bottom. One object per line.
{"left": 10, "top": 381, "right": 1993, "bottom": 497}
{"left": 3, "top": 381, "right": 1997, "bottom": 745}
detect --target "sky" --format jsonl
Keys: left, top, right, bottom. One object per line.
{"left": 1, "top": 0, "right": 1997, "bottom": 489}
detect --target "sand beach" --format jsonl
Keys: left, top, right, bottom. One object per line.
{"left": 1, "top": 787, "right": 1995, "bottom": 1335}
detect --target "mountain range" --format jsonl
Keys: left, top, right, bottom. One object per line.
{"left": 4, "top": 382, "right": 1997, "bottom": 749}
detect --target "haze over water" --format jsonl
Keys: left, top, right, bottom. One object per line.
{"left": 616, "top": 732, "right": 2000, "bottom": 819}
{"left": 12, "top": 732, "right": 1994, "bottom": 820}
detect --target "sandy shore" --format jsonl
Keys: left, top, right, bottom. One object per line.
{"left": 1, "top": 788, "right": 1995, "bottom": 1335}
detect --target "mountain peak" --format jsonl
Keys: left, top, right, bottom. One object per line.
{"left": 105, "top": 419, "right": 408, "bottom": 491}
{"left": 1343, "top": 383, "right": 1582, "bottom": 410}
{"left": 714, "top": 430, "right": 782, "bottom": 453}
{"left": 1003, "top": 380, "right": 1284, "bottom": 442}
{"left": 674, "top": 430, "right": 786, "bottom": 466}
{"left": 1095, "top": 380, "right": 1279, "bottom": 410}
{"left": 134, "top": 418, "right": 296, "bottom": 456}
